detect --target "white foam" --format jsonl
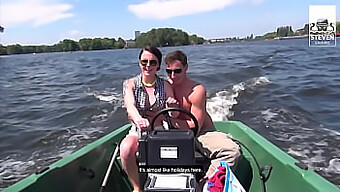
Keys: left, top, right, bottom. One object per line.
{"left": 84, "top": 127, "right": 104, "bottom": 135}
{"left": 232, "top": 82, "right": 245, "bottom": 92}
{"left": 313, "top": 140, "right": 328, "bottom": 147}
{"left": 207, "top": 76, "right": 270, "bottom": 121}
{"left": 261, "top": 109, "right": 278, "bottom": 122}
{"left": 85, "top": 87, "right": 123, "bottom": 105}
{"left": 95, "top": 94, "right": 119, "bottom": 103}
{"left": 287, "top": 148, "right": 308, "bottom": 158}
{"left": 207, "top": 90, "right": 239, "bottom": 121}
{"left": 326, "top": 158, "right": 340, "bottom": 173}
{"left": 56, "top": 150, "right": 74, "bottom": 159}
{"left": 68, "top": 134, "right": 90, "bottom": 142}
{"left": 251, "top": 76, "right": 270, "bottom": 87}
{"left": 308, "top": 149, "right": 326, "bottom": 163}
{"left": 0, "top": 124, "right": 106, "bottom": 189}
{"left": 91, "top": 113, "right": 108, "bottom": 123}
{"left": 59, "top": 127, "right": 103, "bottom": 142}
{"left": 321, "top": 127, "right": 340, "bottom": 136}
{"left": 0, "top": 157, "right": 35, "bottom": 186}
{"left": 85, "top": 87, "right": 124, "bottom": 125}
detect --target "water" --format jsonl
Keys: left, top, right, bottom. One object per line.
{"left": 1, "top": 38, "right": 340, "bottom": 189}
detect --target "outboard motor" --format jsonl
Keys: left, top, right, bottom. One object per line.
{"left": 138, "top": 130, "right": 195, "bottom": 166}
{"left": 137, "top": 107, "right": 207, "bottom": 192}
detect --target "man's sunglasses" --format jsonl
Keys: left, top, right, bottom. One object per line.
{"left": 140, "top": 59, "right": 158, "bottom": 66}
{"left": 166, "top": 69, "right": 182, "bottom": 74}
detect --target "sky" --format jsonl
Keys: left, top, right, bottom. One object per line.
{"left": 1, "top": 0, "right": 340, "bottom": 45}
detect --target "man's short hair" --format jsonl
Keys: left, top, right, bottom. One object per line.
{"left": 165, "top": 50, "right": 188, "bottom": 66}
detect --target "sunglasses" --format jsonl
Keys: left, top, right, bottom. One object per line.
{"left": 140, "top": 59, "right": 158, "bottom": 66}
{"left": 166, "top": 68, "right": 182, "bottom": 74}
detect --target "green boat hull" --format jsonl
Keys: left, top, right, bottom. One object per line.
{"left": 3, "top": 121, "right": 340, "bottom": 192}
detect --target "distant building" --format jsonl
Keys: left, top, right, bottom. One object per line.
{"left": 125, "top": 40, "right": 136, "bottom": 48}
{"left": 135, "top": 31, "right": 141, "bottom": 39}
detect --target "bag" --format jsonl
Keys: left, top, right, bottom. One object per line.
{"left": 202, "top": 161, "right": 245, "bottom": 192}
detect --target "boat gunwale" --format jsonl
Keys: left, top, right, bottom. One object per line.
{"left": 214, "top": 120, "right": 340, "bottom": 192}
{"left": 3, "top": 124, "right": 131, "bottom": 192}
{"left": 3, "top": 121, "right": 340, "bottom": 191}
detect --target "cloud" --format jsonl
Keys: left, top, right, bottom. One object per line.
{"left": 128, "top": 0, "right": 237, "bottom": 20}
{"left": 1, "top": 0, "right": 73, "bottom": 27}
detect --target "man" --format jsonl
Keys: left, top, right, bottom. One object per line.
{"left": 165, "top": 50, "right": 241, "bottom": 178}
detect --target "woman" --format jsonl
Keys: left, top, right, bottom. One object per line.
{"left": 120, "top": 46, "right": 177, "bottom": 192}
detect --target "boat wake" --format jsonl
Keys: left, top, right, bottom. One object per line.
{"left": 249, "top": 107, "right": 340, "bottom": 186}
{"left": 207, "top": 76, "right": 270, "bottom": 121}
{"left": 261, "top": 108, "right": 340, "bottom": 153}
{"left": 207, "top": 76, "right": 340, "bottom": 186}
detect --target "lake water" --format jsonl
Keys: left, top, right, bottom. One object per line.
{"left": 1, "top": 38, "right": 340, "bottom": 189}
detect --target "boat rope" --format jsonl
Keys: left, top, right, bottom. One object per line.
{"left": 233, "top": 139, "right": 272, "bottom": 192}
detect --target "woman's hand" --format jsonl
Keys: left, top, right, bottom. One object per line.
{"left": 133, "top": 117, "right": 150, "bottom": 130}
{"left": 166, "top": 97, "right": 179, "bottom": 118}
{"left": 166, "top": 97, "right": 179, "bottom": 107}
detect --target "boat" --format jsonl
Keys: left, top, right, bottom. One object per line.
{"left": 3, "top": 119, "right": 340, "bottom": 192}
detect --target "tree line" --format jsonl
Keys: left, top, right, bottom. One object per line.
{"left": 0, "top": 37, "right": 127, "bottom": 55}
{"left": 2, "top": 23, "right": 339, "bottom": 55}
{"left": 135, "top": 28, "right": 205, "bottom": 47}
{"left": 255, "top": 21, "right": 340, "bottom": 40}
{"left": 0, "top": 28, "right": 205, "bottom": 55}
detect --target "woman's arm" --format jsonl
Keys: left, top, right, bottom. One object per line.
{"left": 123, "top": 79, "right": 150, "bottom": 129}
{"left": 164, "top": 80, "right": 179, "bottom": 117}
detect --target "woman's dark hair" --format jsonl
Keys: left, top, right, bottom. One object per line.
{"left": 138, "top": 46, "right": 162, "bottom": 71}
{"left": 165, "top": 50, "right": 188, "bottom": 66}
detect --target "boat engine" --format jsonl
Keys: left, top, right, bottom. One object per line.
{"left": 137, "top": 107, "right": 209, "bottom": 192}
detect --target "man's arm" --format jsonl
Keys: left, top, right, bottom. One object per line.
{"left": 172, "top": 84, "right": 206, "bottom": 133}
{"left": 187, "top": 84, "right": 206, "bottom": 133}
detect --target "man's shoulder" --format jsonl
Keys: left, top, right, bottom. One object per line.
{"left": 190, "top": 80, "right": 206, "bottom": 93}
{"left": 186, "top": 79, "right": 206, "bottom": 100}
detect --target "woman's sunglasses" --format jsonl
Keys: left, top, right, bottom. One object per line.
{"left": 166, "top": 69, "right": 182, "bottom": 74}
{"left": 140, "top": 59, "right": 158, "bottom": 66}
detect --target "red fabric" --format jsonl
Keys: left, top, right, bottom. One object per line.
{"left": 207, "top": 166, "right": 226, "bottom": 192}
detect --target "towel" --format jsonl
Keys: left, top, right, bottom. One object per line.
{"left": 202, "top": 161, "right": 245, "bottom": 192}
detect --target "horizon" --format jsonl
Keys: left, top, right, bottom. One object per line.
{"left": 1, "top": 0, "right": 339, "bottom": 46}
{"left": 0, "top": 23, "right": 313, "bottom": 47}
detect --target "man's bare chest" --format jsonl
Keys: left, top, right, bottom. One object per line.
{"left": 174, "top": 92, "right": 191, "bottom": 110}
